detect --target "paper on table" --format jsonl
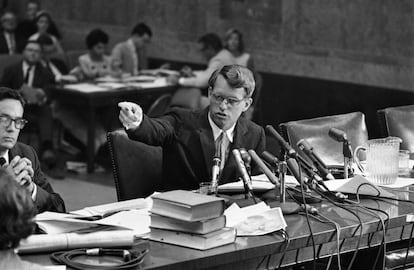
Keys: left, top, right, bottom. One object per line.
{"left": 324, "top": 175, "right": 395, "bottom": 198}
{"left": 224, "top": 202, "right": 286, "bottom": 236}
{"left": 218, "top": 174, "right": 299, "bottom": 193}
{"left": 63, "top": 83, "right": 109, "bottom": 92}
{"left": 70, "top": 198, "right": 150, "bottom": 217}
{"left": 126, "top": 77, "right": 168, "bottom": 88}
{"left": 378, "top": 177, "right": 414, "bottom": 188}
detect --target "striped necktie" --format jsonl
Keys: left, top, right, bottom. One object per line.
{"left": 215, "top": 131, "right": 230, "bottom": 170}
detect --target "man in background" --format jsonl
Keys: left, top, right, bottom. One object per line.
{"left": 16, "top": 0, "right": 39, "bottom": 41}
{"left": 0, "top": 87, "right": 65, "bottom": 213}
{"left": 0, "top": 40, "right": 59, "bottom": 174}
{"left": 169, "top": 33, "right": 237, "bottom": 110}
{"left": 119, "top": 65, "right": 265, "bottom": 191}
{"left": 0, "top": 11, "right": 26, "bottom": 54}
{"left": 111, "top": 22, "right": 152, "bottom": 75}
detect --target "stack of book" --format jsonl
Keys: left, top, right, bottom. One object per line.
{"left": 150, "top": 190, "right": 236, "bottom": 250}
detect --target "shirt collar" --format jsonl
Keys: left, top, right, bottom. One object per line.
{"left": 208, "top": 112, "right": 235, "bottom": 143}
{"left": 1, "top": 150, "right": 9, "bottom": 165}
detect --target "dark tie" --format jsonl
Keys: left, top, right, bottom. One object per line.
{"left": 215, "top": 132, "right": 230, "bottom": 170}
{"left": 0, "top": 157, "right": 6, "bottom": 166}
{"left": 24, "top": 65, "right": 33, "bottom": 84}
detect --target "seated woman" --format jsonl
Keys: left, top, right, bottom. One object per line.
{"left": 0, "top": 168, "right": 46, "bottom": 269}
{"left": 224, "top": 28, "right": 261, "bottom": 120}
{"left": 28, "top": 11, "right": 64, "bottom": 55}
{"left": 72, "top": 28, "right": 116, "bottom": 80}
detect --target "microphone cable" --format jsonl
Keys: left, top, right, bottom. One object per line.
{"left": 254, "top": 229, "right": 290, "bottom": 270}
{"left": 50, "top": 247, "right": 149, "bottom": 270}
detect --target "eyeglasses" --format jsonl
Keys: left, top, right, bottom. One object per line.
{"left": 211, "top": 93, "right": 245, "bottom": 107}
{"left": 0, "top": 115, "right": 28, "bottom": 129}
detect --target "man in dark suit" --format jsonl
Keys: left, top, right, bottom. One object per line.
{"left": 0, "top": 40, "right": 58, "bottom": 171}
{"left": 119, "top": 65, "right": 265, "bottom": 191}
{"left": 0, "top": 87, "right": 65, "bottom": 212}
{"left": 0, "top": 11, "right": 26, "bottom": 54}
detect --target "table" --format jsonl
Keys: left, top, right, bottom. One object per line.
{"left": 23, "top": 188, "right": 414, "bottom": 269}
{"left": 49, "top": 83, "right": 176, "bottom": 172}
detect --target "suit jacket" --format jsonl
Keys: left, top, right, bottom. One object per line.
{"left": 0, "top": 31, "right": 26, "bottom": 54}
{"left": 127, "top": 108, "right": 266, "bottom": 191}
{"left": 9, "top": 142, "right": 65, "bottom": 213}
{"left": 0, "top": 250, "right": 47, "bottom": 270}
{"left": 0, "top": 60, "right": 55, "bottom": 90}
{"left": 111, "top": 39, "right": 147, "bottom": 75}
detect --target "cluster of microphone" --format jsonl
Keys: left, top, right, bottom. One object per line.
{"left": 210, "top": 124, "right": 352, "bottom": 203}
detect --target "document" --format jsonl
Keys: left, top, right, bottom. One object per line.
{"left": 224, "top": 202, "right": 287, "bottom": 236}
{"left": 218, "top": 174, "right": 299, "bottom": 193}
{"left": 63, "top": 83, "right": 109, "bottom": 92}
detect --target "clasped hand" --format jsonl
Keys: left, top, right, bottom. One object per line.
{"left": 118, "top": 102, "right": 143, "bottom": 129}
{"left": 4, "top": 156, "right": 35, "bottom": 194}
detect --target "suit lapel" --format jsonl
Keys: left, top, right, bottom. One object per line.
{"left": 197, "top": 109, "right": 215, "bottom": 173}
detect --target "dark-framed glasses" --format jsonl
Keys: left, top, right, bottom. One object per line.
{"left": 0, "top": 115, "right": 28, "bottom": 129}
{"left": 211, "top": 93, "right": 245, "bottom": 107}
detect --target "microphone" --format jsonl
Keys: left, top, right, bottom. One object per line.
{"left": 211, "top": 157, "right": 221, "bottom": 194}
{"left": 286, "top": 158, "right": 308, "bottom": 185}
{"left": 261, "top": 151, "right": 279, "bottom": 166}
{"left": 266, "top": 125, "right": 297, "bottom": 158}
{"left": 232, "top": 149, "right": 253, "bottom": 193}
{"left": 329, "top": 128, "right": 348, "bottom": 142}
{"left": 248, "top": 149, "right": 279, "bottom": 185}
{"left": 297, "top": 139, "right": 335, "bottom": 180}
{"left": 239, "top": 148, "right": 251, "bottom": 175}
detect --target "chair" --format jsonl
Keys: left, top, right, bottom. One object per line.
{"left": 377, "top": 105, "right": 414, "bottom": 152}
{"left": 107, "top": 129, "right": 163, "bottom": 201}
{"left": 147, "top": 94, "right": 172, "bottom": 117}
{"left": 279, "top": 112, "right": 368, "bottom": 166}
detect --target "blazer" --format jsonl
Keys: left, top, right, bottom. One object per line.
{"left": 111, "top": 39, "right": 147, "bottom": 75}
{"left": 0, "top": 60, "right": 55, "bottom": 90}
{"left": 9, "top": 142, "right": 66, "bottom": 213}
{"left": 127, "top": 108, "right": 266, "bottom": 191}
{"left": 0, "top": 31, "right": 26, "bottom": 54}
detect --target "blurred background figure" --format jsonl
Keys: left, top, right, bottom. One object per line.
{"left": 224, "top": 28, "right": 261, "bottom": 121}
{"left": 111, "top": 22, "right": 152, "bottom": 76}
{"left": 0, "top": 10, "right": 26, "bottom": 54}
{"left": 0, "top": 167, "right": 47, "bottom": 270}
{"left": 16, "top": 0, "right": 39, "bottom": 41}
{"left": 224, "top": 28, "right": 254, "bottom": 70}
{"left": 28, "top": 11, "right": 64, "bottom": 55}
{"left": 71, "top": 28, "right": 114, "bottom": 80}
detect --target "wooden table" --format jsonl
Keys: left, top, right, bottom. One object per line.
{"left": 49, "top": 83, "right": 176, "bottom": 172}
{"left": 23, "top": 188, "right": 414, "bottom": 269}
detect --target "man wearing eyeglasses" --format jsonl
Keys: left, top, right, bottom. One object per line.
{"left": 0, "top": 87, "right": 65, "bottom": 213}
{"left": 119, "top": 65, "right": 265, "bottom": 191}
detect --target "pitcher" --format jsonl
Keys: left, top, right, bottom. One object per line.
{"left": 354, "top": 137, "right": 401, "bottom": 185}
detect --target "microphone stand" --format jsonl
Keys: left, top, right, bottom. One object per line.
{"left": 278, "top": 158, "right": 287, "bottom": 203}
{"left": 343, "top": 140, "right": 353, "bottom": 179}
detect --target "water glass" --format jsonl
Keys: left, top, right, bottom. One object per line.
{"left": 398, "top": 150, "right": 410, "bottom": 177}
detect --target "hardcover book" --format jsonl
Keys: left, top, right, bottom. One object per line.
{"left": 150, "top": 227, "right": 236, "bottom": 250}
{"left": 151, "top": 190, "right": 226, "bottom": 221}
{"left": 150, "top": 214, "right": 225, "bottom": 235}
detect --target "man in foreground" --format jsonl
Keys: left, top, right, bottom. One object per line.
{"left": 0, "top": 87, "right": 65, "bottom": 213}
{"left": 119, "top": 65, "right": 265, "bottom": 191}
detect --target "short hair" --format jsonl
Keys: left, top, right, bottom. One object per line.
{"left": 0, "top": 168, "right": 36, "bottom": 250}
{"left": 208, "top": 65, "right": 255, "bottom": 97}
{"left": 0, "top": 87, "right": 26, "bottom": 107}
{"left": 85, "top": 28, "right": 109, "bottom": 49}
{"left": 36, "top": 33, "right": 54, "bottom": 46}
{"left": 224, "top": 28, "right": 245, "bottom": 53}
{"left": 198, "top": 33, "right": 223, "bottom": 53}
{"left": 131, "top": 22, "right": 152, "bottom": 37}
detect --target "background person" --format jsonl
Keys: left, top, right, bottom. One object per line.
{"left": 119, "top": 65, "right": 265, "bottom": 191}
{"left": 0, "top": 87, "right": 65, "bottom": 212}
{"left": 0, "top": 167, "right": 47, "bottom": 270}
{"left": 16, "top": 0, "right": 40, "bottom": 41}
{"left": 0, "top": 10, "right": 26, "bottom": 54}
{"left": 168, "top": 33, "right": 237, "bottom": 110}
{"left": 111, "top": 22, "right": 152, "bottom": 76}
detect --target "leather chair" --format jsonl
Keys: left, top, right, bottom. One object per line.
{"left": 147, "top": 94, "right": 172, "bottom": 118}
{"left": 378, "top": 105, "right": 414, "bottom": 152}
{"left": 279, "top": 112, "right": 368, "bottom": 166}
{"left": 107, "top": 129, "right": 162, "bottom": 201}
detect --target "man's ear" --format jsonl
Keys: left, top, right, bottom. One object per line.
{"left": 241, "top": 97, "right": 252, "bottom": 112}
{"left": 207, "top": 87, "right": 213, "bottom": 98}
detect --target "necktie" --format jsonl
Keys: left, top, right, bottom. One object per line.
{"left": 0, "top": 157, "right": 6, "bottom": 166}
{"left": 24, "top": 65, "right": 33, "bottom": 84}
{"left": 215, "top": 131, "right": 230, "bottom": 170}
